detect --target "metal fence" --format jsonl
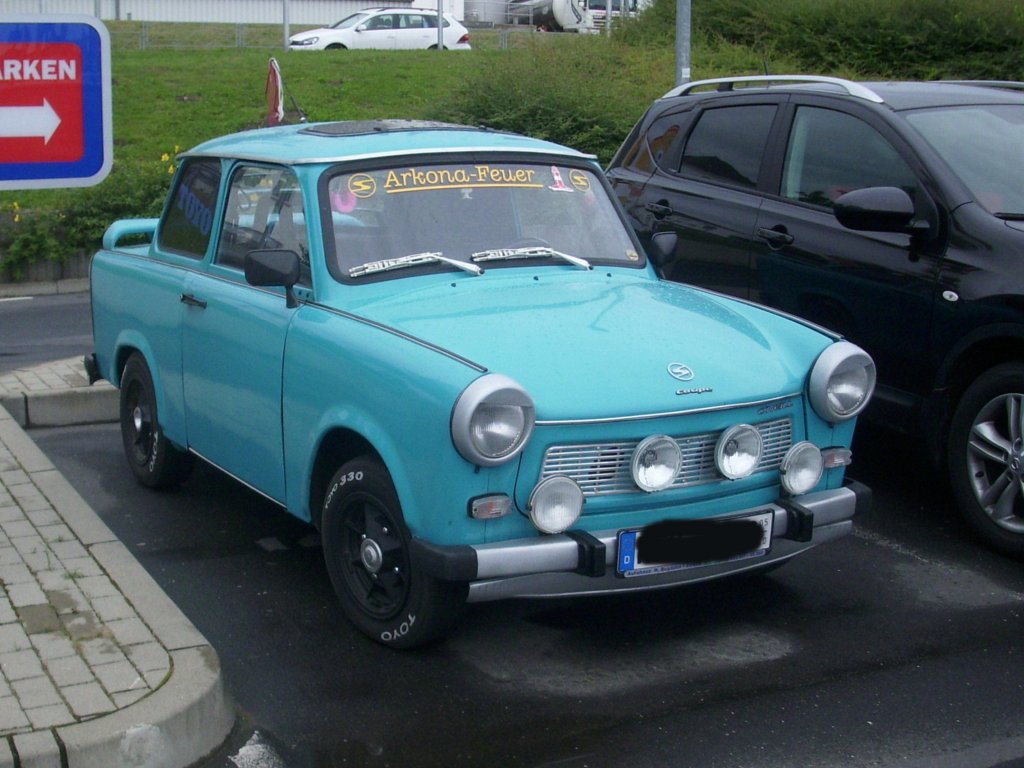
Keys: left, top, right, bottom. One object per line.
{"left": 7, "top": 0, "right": 476, "bottom": 24}
{"left": 101, "top": 21, "right": 557, "bottom": 50}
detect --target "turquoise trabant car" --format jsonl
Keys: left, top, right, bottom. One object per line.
{"left": 88, "top": 120, "right": 874, "bottom": 647}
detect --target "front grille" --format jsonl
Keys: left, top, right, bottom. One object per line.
{"left": 539, "top": 418, "right": 792, "bottom": 497}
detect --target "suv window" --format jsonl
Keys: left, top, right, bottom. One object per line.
{"left": 781, "top": 106, "right": 919, "bottom": 208}
{"left": 679, "top": 105, "right": 776, "bottom": 188}
{"left": 401, "top": 13, "right": 437, "bottom": 28}
{"left": 157, "top": 158, "right": 221, "bottom": 260}
{"left": 365, "top": 14, "right": 395, "bottom": 30}
{"left": 905, "top": 105, "right": 1024, "bottom": 216}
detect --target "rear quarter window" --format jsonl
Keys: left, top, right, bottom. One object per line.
{"left": 157, "top": 158, "right": 222, "bottom": 259}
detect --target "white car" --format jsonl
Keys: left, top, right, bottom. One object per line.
{"left": 289, "top": 7, "right": 471, "bottom": 51}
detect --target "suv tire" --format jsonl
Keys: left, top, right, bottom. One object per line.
{"left": 948, "top": 362, "right": 1024, "bottom": 556}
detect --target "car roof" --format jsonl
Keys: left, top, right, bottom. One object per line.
{"left": 181, "top": 120, "right": 594, "bottom": 165}
{"left": 360, "top": 6, "right": 440, "bottom": 12}
{"left": 662, "top": 76, "right": 1024, "bottom": 112}
{"left": 861, "top": 81, "right": 1024, "bottom": 110}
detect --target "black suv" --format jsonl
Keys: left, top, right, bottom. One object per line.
{"left": 607, "top": 76, "right": 1024, "bottom": 555}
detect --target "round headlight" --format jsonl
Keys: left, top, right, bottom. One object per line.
{"left": 528, "top": 476, "right": 584, "bottom": 534}
{"left": 631, "top": 435, "right": 683, "bottom": 492}
{"left": 809, "top": 341, "right": 876, "bottom": 422}
{"left": 780, "top": 441, "right": 824, "bottom": 495}
{"left": 716, "top": 424, "right": 763, "bottom": 480}
{"left": 452, "top": 374, "right": 535, "bottom": 466}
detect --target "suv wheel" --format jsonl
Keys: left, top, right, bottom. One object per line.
{"left": 949, "top": 362, "right": 1024, "bottom": 556}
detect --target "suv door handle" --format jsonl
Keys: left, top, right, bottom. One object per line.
{"left": 756, "top": 226, "right": 795, "bottom": 248}
{"left": 645, "top": 201, "right": 673, "bottom": 219}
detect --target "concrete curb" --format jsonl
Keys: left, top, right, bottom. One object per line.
{"left": 0, "top": 408, "right": 234, "bottom": 767}
{"left": 0, "top": 280, "right": 90, "bottom": 300}
{"left": 0, "top": 387, "right": 119, "bottom": 431}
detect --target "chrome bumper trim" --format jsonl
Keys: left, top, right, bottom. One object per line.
{"left": 463, "top": 483, "right": 866, "bottom": 602}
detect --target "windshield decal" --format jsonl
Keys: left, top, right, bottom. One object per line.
{"left": 380, "top": 165, "right": 542, "bottom": 195}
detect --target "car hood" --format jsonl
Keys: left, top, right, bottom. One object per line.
{"left": 341, "top": 272, "right": 831, "bottom": 420}
{"left": 290, "top": 28, "right": 331, "bottom": 40}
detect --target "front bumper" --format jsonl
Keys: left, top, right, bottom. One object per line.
{"left": 411, "top": 480, "right": 871, "bottom": 602}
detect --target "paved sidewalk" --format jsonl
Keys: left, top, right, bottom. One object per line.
{"left": 0, "top": 360, "right": 233, "bottom": 767}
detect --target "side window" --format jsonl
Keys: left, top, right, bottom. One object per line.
{"left": 157, "top": 158, "right": 221, "bottom": 259}
{"left": 781, "top": 106, "right": 920, "bottom": 208}
{"left": 646, "top": 111, "right": 690, "bottom": 172}
{"left": 678, "top": 105, "right": 777, "bottom": 188}
{"left": 216, "top": 165, "right": 310, "bottom": 286}
{"left": 365, "top": 14, "right": 394, "bottom": 30}
{"left": 401, "top": 14, "right": 427, "bottom": 28}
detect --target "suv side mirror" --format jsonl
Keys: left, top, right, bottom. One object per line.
{"left": 648, "top": 231, "right": 678, "bottom": 268}
{"left": 245, "top": 249, "right": 302, "bottom": 308}
{"left": 833, "top": 187, "right": 925, "bottom": 234}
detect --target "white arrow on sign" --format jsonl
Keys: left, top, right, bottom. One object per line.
{"left": 0, "top": 99, "right": 62, "bottom": 144}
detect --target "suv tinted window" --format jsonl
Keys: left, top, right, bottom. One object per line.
{"left": 158, "top": 158, "right": 221, "bottom": 259}
{"left": 905, "top": 105, "right": 1024, "bottom": 216}
{"left": 781, "top": 106, "right": 919, "bottom": 208}
{"left": 679, "top": 105, "right": 776, "bottom": 187}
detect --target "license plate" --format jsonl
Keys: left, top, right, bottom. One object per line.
{"left": 617, "top": 511, "right": 773, "bottom": 577}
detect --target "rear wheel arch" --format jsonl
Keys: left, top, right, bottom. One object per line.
{"left": 118, "top": 351, "right": 193, "bottom": 488}
{"left": 933, "top": 331, "right": 1024, "bottom": 434}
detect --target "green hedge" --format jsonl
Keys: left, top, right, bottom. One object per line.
{"left": 617, "top": 0, "right": 1024, "bottom": 79}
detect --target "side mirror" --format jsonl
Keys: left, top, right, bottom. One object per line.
{"left": 355, "top": 24, "right": 367, "bottom": 32}
{"left": 648, "top": 231, "right": 678, "bottom": 268}
{"left": 833, "top": 187, "right": 925, "bottom": 234}
{"left": 245, "top": 249, "right": 302, "bottom": 308}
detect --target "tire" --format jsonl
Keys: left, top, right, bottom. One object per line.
{"left": 321, "top": 457, "right": 467, "bottom": 648}
{"left": 326, "top": 43, "right": 346, "bottom": 50}
{"left": 948, "top": 362, "right": 1024, "bottom": 556}
{"left": 119, "top": 353, "right": 193, "bottom": 489}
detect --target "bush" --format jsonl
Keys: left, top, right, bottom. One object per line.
{"left": 0, "top": 157, "right": 171, "bottom": 280}
{"left": 428, "top": 37, "right": 672, "bottom": 165}
{"left": 692, "top": 0, "right": 1024, "bottom": 79}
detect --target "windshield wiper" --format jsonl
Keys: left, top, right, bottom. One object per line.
{"left": 995, "top": 212, "right": 1024, "bottom": 221}
{"left": 471, "top": 246, "right": 592, "bottom": 271}
{"left": 349, "top": 252, "right": 483, "bottom": 278}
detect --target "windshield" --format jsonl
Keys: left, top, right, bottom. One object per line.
{"left": 322, "top": 161, "right": 642, "bottom": 282}
{"left": 331, "top": 12, "right": 368, "bottom": 29}
{"left": 905, "top": 104, "right": 1024, "bottom": 217}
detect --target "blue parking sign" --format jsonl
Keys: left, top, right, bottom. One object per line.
{"left": 0, "top": 15, "right": 112, "bottom": 189}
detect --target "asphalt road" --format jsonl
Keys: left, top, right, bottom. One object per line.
{"left": 0, "top": 293, "right": 93, "bottom": 373}
{"left": 33, "top": 422, "right": 1024, "bottom": 768}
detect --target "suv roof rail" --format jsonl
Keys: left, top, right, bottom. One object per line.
{"left": 663, "top": 75, "right": 885, "bottom": 104}
{"left": 937, "top": 80, "right": 1024, "bottom": 92}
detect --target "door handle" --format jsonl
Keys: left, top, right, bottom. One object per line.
{"left": 180, "top": 293, "right": 207, "bottom": 309}
{"left": 756, "top": 226, "right": 795, "bottom": 247}
{"left": 645, "top": 202, "right": 673, "bottom": 219}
